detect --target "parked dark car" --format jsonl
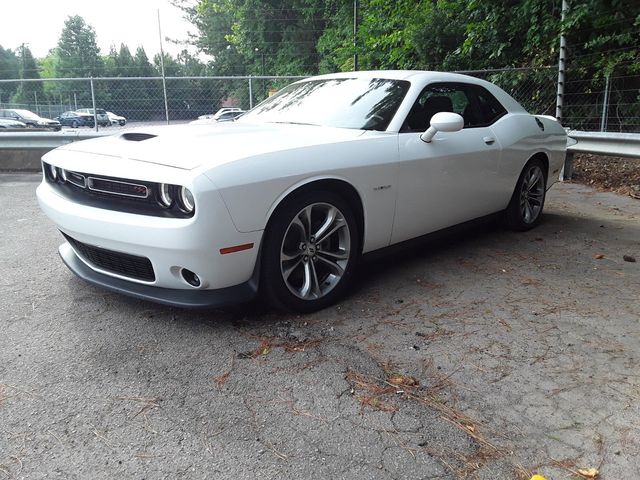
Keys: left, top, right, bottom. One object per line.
{"left": 0, "top": 109, "right": 61, "bottom": 131}
{"left": 56, "top": 111, "right": 96, "bottom": 128}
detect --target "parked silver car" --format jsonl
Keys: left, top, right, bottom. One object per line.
{"left": 0, "top": 118, "right": 27, "bottom": 129}
{"left": 76, "top": 108, "right": 110, "bottom": 127}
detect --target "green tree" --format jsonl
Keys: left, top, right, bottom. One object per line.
{"left": 13, "top": 45, "right": 45, "bottom": 106}
{"left": 55, "top": 15, "right": 103, "bottom": 77}
{"left": 0, "top": 45, "right": 20, "bottom": 103}
{"left": 133, "top": 47, "right": 157, "bottom": 77}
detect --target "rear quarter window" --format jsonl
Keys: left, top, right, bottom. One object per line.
{"left": 471, "top": 86, "right": 507, "bottom": 126}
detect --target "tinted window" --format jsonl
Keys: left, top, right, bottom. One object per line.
{"left": 402, "top": 83, "right": 474, "bottom": 132}
{"left": 239, "top": 78, "right": 410, "bottom": 131}
{"left": 402, "top": 82, "right": 507, "bottom": 132}
{"left": 470, "top": 86, "right": 507, "bottom": 126}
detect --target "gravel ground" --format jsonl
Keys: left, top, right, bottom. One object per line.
{"left": 1, "top": 174, "right": 639, "bottom": 480}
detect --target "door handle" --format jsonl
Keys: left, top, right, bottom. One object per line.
{"left": 483, "top": 136, "right": 496, "bottom": 145}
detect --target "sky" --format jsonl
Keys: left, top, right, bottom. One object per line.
{"left": 0, "top": 0, "right": 203, "bottom": 60}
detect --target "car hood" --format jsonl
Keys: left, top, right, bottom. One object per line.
{"left": 56, "top": 122, "right": 367, "bottom": 170}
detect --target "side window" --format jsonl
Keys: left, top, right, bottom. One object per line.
{"left": 468, "top": 86, "right": 507, "bottom": 126}
{"left": 401, "top": 83, "right": 474, "bottom": 132}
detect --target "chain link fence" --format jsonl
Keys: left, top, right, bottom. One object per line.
{"left": 563, "top": 73, "right": 640, "bottom": 133}
{"left": 0, "top": 76, "right": 303, "bottom": 130}
{"left": 0, "top": 69, "right": 638, "bottom": 132}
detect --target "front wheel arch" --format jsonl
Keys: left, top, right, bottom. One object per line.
{"left": 264, "top": 179, "right": 365, "bottom": 253}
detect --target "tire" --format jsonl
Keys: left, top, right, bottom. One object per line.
{"left": 504, "top": 158, "right": 547, "bottom": 231}
{"left": 71, "top": 120, "right": 78, "bottom": 128}
{"left": 261, "top": 190, "right": 360, "bottom": 313}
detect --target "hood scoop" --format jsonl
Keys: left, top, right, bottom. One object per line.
{"left": 121, "top": 132, "right": 157, "bottom": 142}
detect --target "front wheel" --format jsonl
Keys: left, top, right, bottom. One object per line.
{"left": 261, "top": 190, "right": 360, "bottom": 313}
{"left": 504, "top": 159, "right": 547, "bottom": 231}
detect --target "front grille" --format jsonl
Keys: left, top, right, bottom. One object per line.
{"left": 87, "top": 177, "right": 149, "bottom": 198}
{"left": 43, "top": 162, "right": 194, "bottom": 219}
{"left": 63, "top": 233, "right": 155, "bottom": 282}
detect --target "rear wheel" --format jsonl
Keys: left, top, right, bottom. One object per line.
{"left": 261, "top": 190, "right": 360, "bottom": 312}
{"left": 504, "top": 159, "right": 547, "bottom": 231}
{"left": 71, "top": 120, "right": 78, "bottom": 128}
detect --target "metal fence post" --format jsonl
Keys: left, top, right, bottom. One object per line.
{"left": 90, "top": 77, "right": 98, "bottom": 132}
{"left": 555, "top": 0, "right": 569, "bottom": 121}
{"left": 562, "top": 152, "right": 574, "bottom": 181}
{"left": 248, "top": 77, "right": 253, "bottom": 109}
{"left": 600, "top": 74, "right": 610, "bottom": 132}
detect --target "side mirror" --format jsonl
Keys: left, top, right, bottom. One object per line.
{"left": 420, "top": 112, "right": 464, "bottom": 143}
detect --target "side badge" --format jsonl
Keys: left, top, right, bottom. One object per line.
{"left": 373, "top": 185, "right": 392, "bottom": 191}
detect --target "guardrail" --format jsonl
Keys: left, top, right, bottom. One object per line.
{"left": 567, "top": 131, "right": 640, "bottom": 159}
{"left": 0, "top": 130, "right": 108, "bottom": 150}
{"left": 563, "top": 130, "right": 640, "bottom": 179}
{"left": 0, "top": 131, "right": 109, "bottom": 171}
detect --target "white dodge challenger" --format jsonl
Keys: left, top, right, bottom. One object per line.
{"left": 37, "top": 71, "right": 566, "bottom": 312}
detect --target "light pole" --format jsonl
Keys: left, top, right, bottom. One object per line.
{"left": 158, "top": 9, "right": 170, "bottom": 124}
{"left": 255, "top": 48, "right": 266, "bottom": 99}
{"left": 353, "top": 0, "right": 358, "bottom": 71}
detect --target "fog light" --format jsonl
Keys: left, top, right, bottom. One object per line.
{"left": 181, "top": 268, "right": 201, "bottom": 287}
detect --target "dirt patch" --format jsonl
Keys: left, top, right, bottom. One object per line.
{"left": 572, "top": 153, "right": 640, "bottom": 198}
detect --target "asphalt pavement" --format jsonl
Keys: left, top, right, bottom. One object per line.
{"left": 1, "top": 174, "right": 638, "bottom": 479}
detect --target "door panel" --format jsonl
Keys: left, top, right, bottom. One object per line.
{"left": 391, "top": 127, "right": 502, "bottom": 244}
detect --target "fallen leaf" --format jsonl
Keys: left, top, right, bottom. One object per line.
{"left": 388, "top": 374, "right": 419, "bottom": 387}
{"left": 594, "top": 254, "right": 605, "bottom": 259}
{"left": 577, "top": 467, "right": 599, "bottom": 478}
{"left": 623, "top": 255, "right": 636, "bottom": 263}
{"left": 530, "top": 475, "right": 547, "bottom": 480}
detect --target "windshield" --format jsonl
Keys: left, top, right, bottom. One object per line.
{"left": 14, "top": 110, "right": 41, "bottom": 120}
{"left": 239, "top": 78, "right": 410, "bottom": 131}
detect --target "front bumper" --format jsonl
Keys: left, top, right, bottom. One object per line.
{"left": 37, "top": 171, "right": 263, "bottom": 307}
{"left": 59, "top": 243, "right": 257, "bottom": 308}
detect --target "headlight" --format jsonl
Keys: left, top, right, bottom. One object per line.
{"left": 158, "top": 183, "right": 173, "bottom": 207}
{"left": 179, "top": 187, "right": 195, "bottom": 213}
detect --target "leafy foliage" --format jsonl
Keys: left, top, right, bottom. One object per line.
{"left": 173, "top": 0, "right": 637, "bottom": 79}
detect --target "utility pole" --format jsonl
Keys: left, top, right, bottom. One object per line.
{"left": 158, "top": 9, "right": 170, "bottom": 125}
{"left": 555, "top": 0, "right": 569, "bottom": 121}
{"left": 353, "top": 0, "right": 358, "bottom": 71}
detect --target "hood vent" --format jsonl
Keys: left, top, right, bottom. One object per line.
{"left": 121, "top": 132, "right": 157, "bottom": 142}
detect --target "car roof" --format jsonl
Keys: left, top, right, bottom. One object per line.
{"left": 298, "top": 70, "right": 526, "bottom": 113}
